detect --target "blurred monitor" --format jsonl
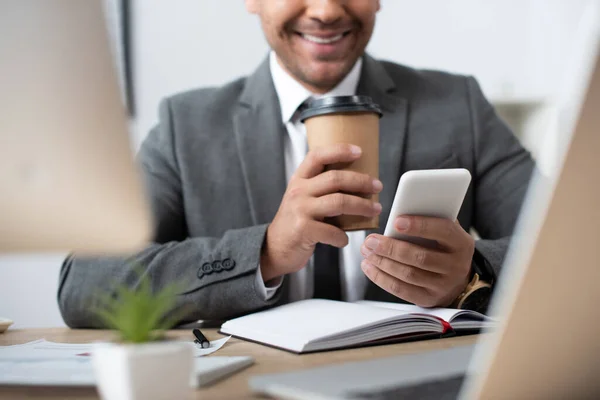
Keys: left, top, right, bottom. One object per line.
{"left": 0, "top": 0, "right": 151, "bottom": 253}
{"left": 464, "top": 16, "right": 600, "bottom": 399}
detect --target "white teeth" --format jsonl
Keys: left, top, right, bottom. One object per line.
{"left": 301, "top": 33, "right": 344, "bottom": 44}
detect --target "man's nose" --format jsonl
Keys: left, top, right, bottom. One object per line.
{"left": 305, "top": 0, "right": 345, "bottom": 25}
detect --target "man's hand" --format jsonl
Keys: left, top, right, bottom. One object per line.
{"left": 360, "top": 216, "right": 474, "bottom": 307}
{"left": 260, "top": 143, "right": 383, "bottom": 282}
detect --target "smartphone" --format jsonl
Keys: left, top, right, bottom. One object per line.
{"left": 383, "top": 168, "right": 471, "bottom": 247}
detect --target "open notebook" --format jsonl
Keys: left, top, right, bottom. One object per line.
{"left": 220, "top": 299, "right": 494, "bottom": 354}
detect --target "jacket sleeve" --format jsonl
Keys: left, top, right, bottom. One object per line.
{"left": 57, "top": 99, "right": 280, "bottom": 328}
{"left": 466, "top": 77, "right": 535, "bottom": 278}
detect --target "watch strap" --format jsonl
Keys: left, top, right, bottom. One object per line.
{"left": 472, "top": 246, "right": 495, "bottom": 284}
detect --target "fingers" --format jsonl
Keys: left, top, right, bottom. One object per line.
{"left": 310, "top": 193, "right": 382, "bottom": 219}
{"left": 307, "top": 220, "right": 349, "bottom": 248}
{"left": 360, "top": 222, "right": 474, "bottom": 308}
{"left": 360, "top": 260, "right": 434, "bottom": 307}
{"left": 295, "top": 144, "right": 362, "bottom": 179}
{"left": 360, "top": 246, "right": 443, "bottom": 288}
{"left": 308, "top": 169, "right": 383, "bottom": 197}
{"left": 362, "top": 235, "right": 448, "bottom": 274}
{"left": 393, "top": 216, "right": 463, "bottom": 248}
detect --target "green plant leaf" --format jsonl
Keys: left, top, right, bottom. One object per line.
{"left": 92, "top": 272, "right": 185, "bottom": 343}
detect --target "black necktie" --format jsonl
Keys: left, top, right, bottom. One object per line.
{"left": 293, "top": 98, "right": 341, "bottom": 300}
{"left": 313, "top": 243, "right": 342, "bottom": 300}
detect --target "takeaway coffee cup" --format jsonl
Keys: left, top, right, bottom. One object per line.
{"left": 300, "top": 95, "right": 383, "bottom": 231}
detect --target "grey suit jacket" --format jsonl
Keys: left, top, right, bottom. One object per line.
{"left": 58, "top": 55, "right": 534, "bottom": 327}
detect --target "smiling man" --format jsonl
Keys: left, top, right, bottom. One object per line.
{"left": 58, "top": 0, "right": 534, "bottom": 327}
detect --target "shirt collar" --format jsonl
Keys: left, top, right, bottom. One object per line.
{"left": 269, "top": 51, "right": 363, "bottom": 123}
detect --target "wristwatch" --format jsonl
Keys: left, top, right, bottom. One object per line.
{"left": 452, "top": 248, "right": 495, "bottom": 314}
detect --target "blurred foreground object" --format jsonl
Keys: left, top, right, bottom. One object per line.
{"left": 0, "top": 0, "right": 151, "bottom": 254}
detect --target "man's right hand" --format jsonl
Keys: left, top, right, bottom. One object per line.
{"left": 260, "top": 143, "right": 383, "bottom": 282}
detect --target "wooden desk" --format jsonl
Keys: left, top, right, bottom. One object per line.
{"left": 0, "top": 328, "right": 479, "bottom": 399}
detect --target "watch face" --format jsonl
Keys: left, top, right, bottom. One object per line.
{"left": 461, "top": 287, "right": 492, "bottom": 314}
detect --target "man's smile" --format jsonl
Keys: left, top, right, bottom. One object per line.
{"left": 292, "top": 29, "right": 355, "bottom": 59}
{"left": 296, "top": 30, "right": 351, "bottom": 45}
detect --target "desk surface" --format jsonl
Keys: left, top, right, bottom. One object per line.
{"left": 0, "top": 328, "right": 480, "bottom": 399}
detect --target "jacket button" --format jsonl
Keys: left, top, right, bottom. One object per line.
{"left": 222, "top": 258, "right": 235, "bottom": 270}
{"left": 197, "top": 262, "right": 213, "bottom": 279}
{"left": 212, "top": 260, "right": 223, "bottom": 272}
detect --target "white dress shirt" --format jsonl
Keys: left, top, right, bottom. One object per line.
{"left": 254, "top": 52, "right": 368, "bottom": 302}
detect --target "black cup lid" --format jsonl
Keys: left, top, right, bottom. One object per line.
{"left": 299, "top": 95, "right": 383, "bottom": 122}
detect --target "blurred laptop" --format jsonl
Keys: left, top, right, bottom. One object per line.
{"left": 0, "top": 0, "right": 151, "bottom": 253}
{"left": 250, "top": 9, "right": 600, "bottom": 400}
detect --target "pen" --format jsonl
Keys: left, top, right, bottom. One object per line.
{"left": 192, "top": 328, "right": 210, "bottom": 349}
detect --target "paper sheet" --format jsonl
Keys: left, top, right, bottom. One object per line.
{"left": 0, "top": 336, "right": 231, "bottom": 360}
{"left": 0, "top": 336, "right": 233, "bottom": 386}
{"left": 192, "top": 336, "right": 231, "bottom": 357}
{"left": 0, "top": 340, "right": 95, "bottom": 360}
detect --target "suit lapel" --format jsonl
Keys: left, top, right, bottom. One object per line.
{"left": 358, "top": 56, "right": 410, "bottom": 301}
{"left": 233, "top": 58, "right": 287, "bottom": 225}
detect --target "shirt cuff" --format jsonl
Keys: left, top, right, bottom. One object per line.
{"left": 255, "top": 264, "right": 283, "bottom": 300}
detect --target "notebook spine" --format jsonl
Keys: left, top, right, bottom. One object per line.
{"left": 432, "top": 316, "right": 455, "bottom": 336}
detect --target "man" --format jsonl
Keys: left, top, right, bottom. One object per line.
{"left": 58, "top": 0, "right": 533, "bottom": 327}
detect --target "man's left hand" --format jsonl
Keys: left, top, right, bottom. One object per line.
{"left": 360, "top": 216, "right": 475, "bottom": 308}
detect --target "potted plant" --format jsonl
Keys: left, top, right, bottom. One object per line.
{"left": 91, "top": 276, "right": 193, "bottom": 400}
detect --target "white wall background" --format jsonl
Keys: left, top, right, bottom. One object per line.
{"left": 1, "top": 0, "right": 597, "bottom": 328}
{"left": 131, "top": 0, "right": 595, "bottom": 145}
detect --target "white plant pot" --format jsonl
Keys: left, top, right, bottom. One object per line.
{"left": 92, "top": 341, "right": 193, "bottom": 400}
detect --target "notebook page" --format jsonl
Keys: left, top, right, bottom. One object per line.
{"left": 221, "top": 299, "right": 417, "bottom": 352}
{"left": 356, "top": 300, "right": 487, "bottom": 323}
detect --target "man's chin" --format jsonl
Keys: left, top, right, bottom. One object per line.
{"left": 303, "top": 61, "right": 355, "bottom": 89}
